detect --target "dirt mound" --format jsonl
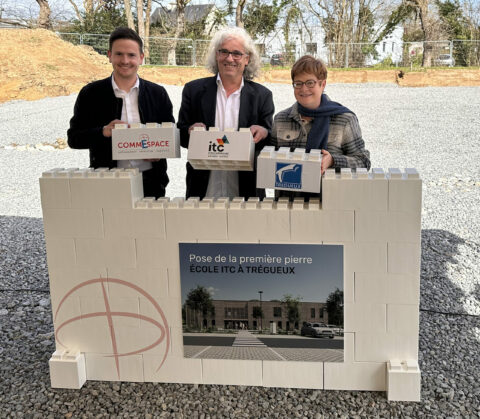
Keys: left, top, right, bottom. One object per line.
{"left": 0, "top": 29, "right": 111, "bottom": 102}
{"left": 1, "top": 29, "right": 479, "bottom": 103}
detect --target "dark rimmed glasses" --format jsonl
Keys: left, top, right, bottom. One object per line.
{"left": 292, "top": 80, "right": 321, "bottom": 89}
{"left": 217, "top": 49, "right": 248, "bottom": 60}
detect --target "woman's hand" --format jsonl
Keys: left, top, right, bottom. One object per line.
{"left": 321, "top": 149, "right": 333, "bottom": 174}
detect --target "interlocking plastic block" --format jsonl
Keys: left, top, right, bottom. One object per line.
{"left": 322, "top": 169, "right": 388, "bottom": 211}
{"left": 257, "top": 198, "right": 290, "bottom": 242}
{"left": 55, "top": 315, "right": 112, "bottom": 354}
{"left": 387, "top": 274, "right": 420, "bottom": 305}
{"left": 344, "top": 303, "right": 386, "bottom": 333}
{"left": 355, "top": 211, "right": 421, "bottom": 243}
{"left": 262, "top": 361, "right": 323, "bottom": 389}
{"left": 136, "top": 238, "right": 177, "bottom": 270}
{"left": 388, "top": 169, "right": 422, "bottom": 213}
{"left": 165, "top": 197, "right": 228, "bottom": 241}
{"left": 48, "top": 266, "right": 107, "bottom": 316}
{"left": 49, "top": 350, "right": 86, "bottom": 389}
{"left": 69, "top": 169, "right": 144, "bottom": 209}
{"left": 387, "top": 304, "right": 419, "bottom": 335}
{"left": 387, "top": 242, "right": 421, "bottom": 275}
{"left": 355, "top": 332, "right": 418, "bottom": 362}
{"left": 168, "top": 326, "right": 183, "bottom": 358}
{"left": 322, "top": 210, "right": 354, "bottom": 242}
{"left": 202, "top": 359, "right": 262, "bottom": 386}
{"left": 43, "top": 208, "right": 104, "bottom": 239}
{"left": 112, "top": 123, "right": 180, "bottom": 159}
{"left": 290, "top": 200, "right": 323, "bottom": 243}
{"left": 256, "top": 147, "right": 322, "bottom": 193}
{"left": 144, "top": 355, "right": 202, "bottom": 384}
{"left": 324, "top": 333, "right": 386, "bottom": 391}
{"left": 188, "top": 128, "right": 254, "bottom": 171}
{"left": 387, "top": 359, "right": 421, "bottom": 401}
{"left": 45, "top": 238, "right": 76, "bottom": 269}
{"left": 139, "top": 296, "right": 181, "bottom": 333}
{"left": 355, "top": 272, "right": 420, "bottom": 305}
{"left": 227, "top": 200, "right": 267, "bottom": 241}
{"left": 39, "top": 169, "right": 72, "bottom": 209}
{"left": 343, "top": 242, "right": 388, "bottom": 274}
{"left": 75, "top": 238, "right": 136, "bottom": 269}
{"left": 85, "top": 353, "right": 144, "bottom": 382}
{"left": 354, "top": 272, "right": 387, "bottom": 303}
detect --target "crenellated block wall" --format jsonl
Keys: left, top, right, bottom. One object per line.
{"left": 40, "top": 166, "right": 422, "bottom": 401}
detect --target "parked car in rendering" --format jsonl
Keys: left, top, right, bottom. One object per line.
{"left": 270, "top": 53, "right": 285, "bottom": 66}
{"left": 301, "top": 322, "right": 335, "bottom": 338}
{"left": 435, "top": 54, "right": 455, "bottom": 67}
{"left": 327, "top": 325, "right": 344, "bottom": 336}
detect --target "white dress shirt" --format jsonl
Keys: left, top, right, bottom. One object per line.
{"left": 111, "top": 75, "right": 152, "bottom": 172}
{"left": 205, "top": 75, "right": 244, "bottom": 198}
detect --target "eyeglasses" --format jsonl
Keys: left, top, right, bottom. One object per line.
{"left": 217, "top": 49, "right": 248, "bottom": 60}
{"left": 292, "top": 80, "right": 321, "bottom": 89}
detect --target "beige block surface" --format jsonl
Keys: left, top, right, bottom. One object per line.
{"left": 388, "top": 242, "right": 421, "bottom": 275}
{"left": 323, "top": 332, "right": 385, "bottom": 391}
{"left": 43, "top": 208, "right": 104, "bottom": 239}
{"left": 144, "top": 355, "right": 202, "bottom": 383}
{"left": 262, "top": 361, "right": 324, "bottom": 389}
{"left": 344, "top": 303, "right": 386, "bottom": 333}
{"left": 387, "top": 304, "right": 419, "bottom": 335}
{"left": 85, "top": 353, "right": 144, "bottom": 382}
{"left": 355, "top": 333, "right": 418, "bottom": 362}
{"left": 40, "top": 177, "right": 71, "bottom": 209}
{"left": 45, "top": 238, "right": 76, "bottom": 269}
{"left": 202, "top": 359, "right": 263, "bottom": 386}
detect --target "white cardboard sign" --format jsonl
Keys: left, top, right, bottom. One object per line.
{"left": 187, "top": 128, "right": 254, "bottom": 171}
{"left": 112, "top": 123, "right": 180, "bottom": 160}
{"left": 256, "top": 146, "right": 323, "bottom": 193}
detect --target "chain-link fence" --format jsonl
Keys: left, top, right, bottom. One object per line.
{"left": 57, "top": 32, "right": 480, "bottom": 69}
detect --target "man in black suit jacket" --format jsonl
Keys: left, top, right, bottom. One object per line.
{"left": 68, "top": 27, "right": 174, "bottom": 198}
{"left": 178, "top": 27, "right": 274, "bottom": 199}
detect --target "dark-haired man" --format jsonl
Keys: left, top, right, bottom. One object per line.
{"left": 68, "top": 27, "right": 174, "bottom": 198}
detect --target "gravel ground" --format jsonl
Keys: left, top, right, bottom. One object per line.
{"left": 0, "top": 83, "right": 479, "bottom": 417}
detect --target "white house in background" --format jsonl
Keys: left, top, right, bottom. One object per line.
{"left": 151, "top": 3, "right": 219, "bottom": 36}
{"left": 258, "top": 23, "right": 404, "bottom": 66}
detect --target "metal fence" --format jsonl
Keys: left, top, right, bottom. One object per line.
{"left": 57, "top": 32, "right": 480, "bottom": 68}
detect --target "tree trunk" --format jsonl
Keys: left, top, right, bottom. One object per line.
{"left": 236, "top": 0, "right": 246, "bottom": 28}
{"left": 144, "top": 0, "right": 152, "bottom": 63}
{"left": 137, "top": 0, "right": 145, "bottom": 40}
{"left": 36, "top": 0, "right": 52, "bottom": 29}
{"left": 124, "top": 0, "right": 135, "bottom": 30}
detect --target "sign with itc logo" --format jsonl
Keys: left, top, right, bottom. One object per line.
{"left": 112, "top": 123, "right": 180, "bottom": 160}
{"left": 187, "top": 127, "right": 254, "bottom": 171}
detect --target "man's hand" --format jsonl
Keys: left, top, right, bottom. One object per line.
{"left": 188, "top": 122, "right": 207, "bottom": 134}
{"left": 250, "top": 125, "right": 268, "bottom": 143}
{"left": 321, "top": 149, "right": 333, "bottom": 174}
{"left": 103, "top": 119, "right": 127, "bottom": 138}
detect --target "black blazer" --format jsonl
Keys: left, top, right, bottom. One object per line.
{"left": 67, "top": 76, "right": 175, "bottom": 196}
{"left": 178, "top": 76, "right": 274, "bottom": 199}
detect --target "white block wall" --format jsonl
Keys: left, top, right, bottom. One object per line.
{"left": 41, "top": 166, "right": 422, "bottom": 399}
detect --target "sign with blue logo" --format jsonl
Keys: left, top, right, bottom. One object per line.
{"left": 275, "top": 162, "right": 303, "bottom": 189}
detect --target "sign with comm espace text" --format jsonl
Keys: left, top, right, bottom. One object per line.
{"left": 112, "top": 124, "right": 180, "bottom": 160}
{"left": 179, "top": 243, "right": 344, "bottom": 363}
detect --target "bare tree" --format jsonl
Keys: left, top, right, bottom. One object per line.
{"left": 236, "top": 0, "right": 247, "bottom": 27}
{"left": 67, "top": 0, "right": 105, "bottom": 26}
{"left": 36, "top": 0, "right": 52, "bottom": 29}
{"left": 123, "top": 0, "right": 135, "bottom": 29}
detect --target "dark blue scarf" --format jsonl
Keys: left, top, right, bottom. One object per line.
{"left": 297, "top": 94, "right": 353, "bottom": 151}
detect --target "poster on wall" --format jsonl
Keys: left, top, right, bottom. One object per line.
{"left": 179, "top": 243, "right": 344, "bottom": 363}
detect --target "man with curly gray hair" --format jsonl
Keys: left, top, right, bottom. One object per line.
{"left": 178, "top": 27, "right": 274, "bottom": 199}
